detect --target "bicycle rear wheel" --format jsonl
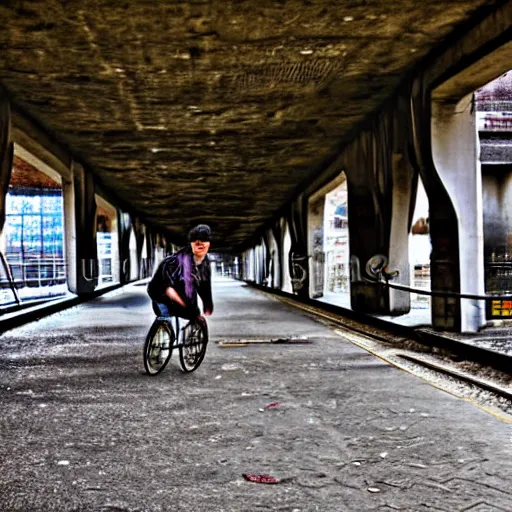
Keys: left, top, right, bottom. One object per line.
{"left": 143, "top": 318, "right": 174, "bottom": 375}
{"left": 179, "top": 319, "right": 208, "bottom": 373}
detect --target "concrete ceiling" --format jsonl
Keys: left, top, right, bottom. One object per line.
{"left": 0, "top": 0, "right": 506, "bottom": 252}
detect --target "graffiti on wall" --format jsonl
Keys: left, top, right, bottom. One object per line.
{"left": 291, "top": 252, "right": 308, "bottom": 293}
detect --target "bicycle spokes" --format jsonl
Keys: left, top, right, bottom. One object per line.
{"left": 144, "top": 317, "right": 208, "bottom": 375}
{"left": 179, "top": 320, "right": 208, "bottom": 373}
{"left": 143, "top": 319, "right": 174, "bottom": 376}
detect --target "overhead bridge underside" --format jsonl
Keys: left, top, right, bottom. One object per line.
{"left": 0, "top": 0, "right": 506, "bottom": 251}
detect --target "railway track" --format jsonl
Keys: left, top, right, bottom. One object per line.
{"left": 259, "top": 288, "right": 512, "bottom": 420}
{"left": 397, "top": 353, "right": 512, "bottom": 402}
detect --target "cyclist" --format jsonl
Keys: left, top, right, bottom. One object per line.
{"left": 147, "top": 224, "right": 213, "bottom": 323}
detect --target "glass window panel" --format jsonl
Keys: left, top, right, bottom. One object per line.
{"left": 4, "top": 189, "right": 66, "bottom": 289}
{"left": 6, "top": 194, "right": 22, "bottom": 213}
{"left": 23, "top": 214, "right": 42, "bottom": 256}
{"left": 41, "top": 194, "right": 62, "bottom": 213}
{"left": 21, "top": 196, "right": 40, "bottom": 214}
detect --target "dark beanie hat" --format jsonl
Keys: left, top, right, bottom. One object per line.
{"left": 188, "top": 224, "right": 212, "bottom": 242}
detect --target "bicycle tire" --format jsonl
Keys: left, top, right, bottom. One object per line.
{"left": 179, "top": 319, "right": 208, "bottom": 373}
{"left": 143, "top": 318, "right": 174, "bottom": 376}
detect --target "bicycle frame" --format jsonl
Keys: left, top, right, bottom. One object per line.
{"left": 144, "top": 314, "right": 208, "bottom": 375}
{"left": 154, "top": 316, "right": 198, "bottom": 348}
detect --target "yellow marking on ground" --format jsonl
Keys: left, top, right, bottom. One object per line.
{"left": 259, "top": 290, "right": 512, "bottom": 423}
{"left": 333, "top": 328, "right": 512, "bottom": 423}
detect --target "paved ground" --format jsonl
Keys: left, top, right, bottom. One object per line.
{"left": 0, "top": 279, "right": 511, "bottom": 512}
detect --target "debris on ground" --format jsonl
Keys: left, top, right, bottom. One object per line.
{"left": 242, "top": 474, "right": 279, "bottom": 484}
{"left": 218, "top": 337, "right": 313, "bottom": 348}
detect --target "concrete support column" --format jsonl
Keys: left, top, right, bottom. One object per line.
{"left": 272, "top": 224, "right": 283, "bottom": 290}
{"left": 342, "top": 128, "right": 394, "bottom": 315}
{"left": 0, "top": 91, "right": 18, "bottom": 303}
{"left": 0, "top": 90, "right": 13, "bottom": 236}
{"left": 282, "top": 221, "right": 293, "bottom": 293}
{"left": 62, "top": 177, "right": 77, "bottom": 293}
{"left": 249, "top": 247, "right": 256, "bottom": 281}
{"left": 132, "top": 217, "right": 145, "bottom": 280}
{"left": 244, "top": 249, "right": 248, "bottom": 281}
{"left": 71, "top": 161, "right": 98, "bottom": 295}
{"left": 348, "top": 183, "right": 390, "bottom": 314}
{"left": 411, "top": 78, "right": 461, "bottom": 330}
{"left": 289, "top": 198, "right": 309, "bottom": 297}
{"left": 388, "top": 153, "right": 415, "bottom": 313}
{"left": 118, "top": 211, "right": 132, "bottom": 284}
{"left": 129, "top": 227, "right": 139, "bottom": 281}
{"left": 307, "top": 197, "right": 325, "bottom": 299}
{"left": 244, "top": 248, "right": 252, "bottom": 281}
{"left": 431, "top": 93, "right": 485, "bottom": 331}
{"left": 254, "top": 243, "right": 262, "bottom": 284}
{"left": 261, "top": 237, "right": 270, "bottom": 285}
{"left": 266, "top": 229, "right": 279, "bottom": 289}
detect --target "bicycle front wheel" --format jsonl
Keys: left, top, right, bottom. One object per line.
{"left": 179, "top": 319, "right": 208, "bottom": 373}
{"left": 143, "top": 319, "right": 174, "bottom": 376}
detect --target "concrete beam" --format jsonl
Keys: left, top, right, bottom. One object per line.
{"left": 11, "top": 106, "right": 72, "bottom": 184}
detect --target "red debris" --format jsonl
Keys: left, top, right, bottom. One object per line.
{"left": 264, "top": 402, "right": 280, "bottom": 409}
{"left": 242, "top": 474, "right": 279, "bottom": 484}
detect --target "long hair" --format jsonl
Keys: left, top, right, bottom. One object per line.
{"left": 179, "top": 249, "right": 194, "bottom": 299}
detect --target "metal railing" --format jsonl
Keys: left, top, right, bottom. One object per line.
{"left": 6, "top": 256, "right": 67, "bottom": 288}
{"left": 365, "top": 255, "right": 512, "bottom": 301}
{"left": 0, "top": 254, "right": 67, "bottom": 306}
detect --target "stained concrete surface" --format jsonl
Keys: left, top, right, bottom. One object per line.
{"left": 0, "top": 279, "right": 511, "bottom": 512}
{"left": 2, "top": 1, "right": 504, "bottom": 249}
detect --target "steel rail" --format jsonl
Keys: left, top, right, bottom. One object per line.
{"left": 397, "top": 353, "right": 512, "bottom": 402}
{"left": 366, "top": 277, "right": 512, "bottom": 301}
{"left": 247, "top": 282, "right": 512, "bottom": 375}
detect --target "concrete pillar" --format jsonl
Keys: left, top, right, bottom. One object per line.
{"left": 141, "top": 230, "right": 149, "bottom": 278}
{"left": 342, "top": 129, "right": 393, "bottom": 314}
{"left": 244, "top": 251, "right": 249, "bottom": 281}
{"left": 282, "top": 222, "right": 293, "bottom": 293}
{"left": 308, "top": 196, "right": 325, "bottom": 299}
{"left": 254, "top": 244, "right": 261, "bottom": 284}
{"left": 347, "top": 183, "right": 389, "bottom": 314}
{"left": 0, "top": 91, "right": 18, "bottom": 303}
{"left": 431, "top": 93, "right": 485, "bottom": 332}
{"left": 118, "top": 211, "right": 132, "bottom": 284}
{"left": 250, "top": 247, "right": 256, "bottom": 281}
{"left": 153, "top": 234, "right": 165, "bottom": 269}
{"left": 272, "top": 223, "right": 283, "bottom": 290}
{"left": 262, "top": 233, "right": 272, "bottom": 286}
{"left": 267, "top": 229, "right": 279, "bottom": 289}
{"left": 289, "top": 197, "right": 309, "bottom": 297}
{"left": 388, "top": 152, "right": 414, "bottom": 313}
{"left": 260, "top": 239, "right": 267, "bottom": 285}
{"left": 0, "top": 90, "right": 13, "bottom": 236}
{"left": 132, "top": 217, "right": 145, "bottom": 280}
{"left": 411, "top": 78, "right": 461, "bottom": 331}
{"left": 129, "top": 227, "right": 139, "bottom": 281}
{"left": 62, "top": 177, "right": 77, "bottom": 292}
{"left": 71, "top": 162, "right": 98, "bottom": 295}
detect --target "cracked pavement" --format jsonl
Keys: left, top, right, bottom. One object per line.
{"left": 0, "top": 279, "right": 511, "bottom": 511}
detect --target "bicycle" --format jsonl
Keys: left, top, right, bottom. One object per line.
{"left": 143, "top": 315, "right": 209, "bottom": 375}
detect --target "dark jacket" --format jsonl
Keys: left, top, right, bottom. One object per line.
{"left": 147, "top": 247, "right": 213, "bottom": 314}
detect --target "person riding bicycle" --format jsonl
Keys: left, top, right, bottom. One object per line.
{"left": 147, "top": 224, "right": 213, "bottom": 323}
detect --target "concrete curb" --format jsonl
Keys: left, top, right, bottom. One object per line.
{"left": 0, "top": 278, "right": 150, "bottom": 334}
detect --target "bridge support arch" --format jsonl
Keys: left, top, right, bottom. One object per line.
{"left": 431, "top": 92, "right": 486, "bottom": 332}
